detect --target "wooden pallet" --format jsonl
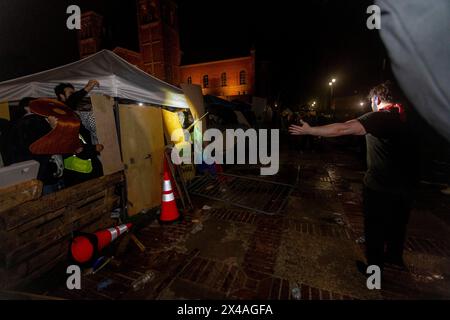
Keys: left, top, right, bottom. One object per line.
{"left": 0, "top": 172, "right": 124, "bottom": 289}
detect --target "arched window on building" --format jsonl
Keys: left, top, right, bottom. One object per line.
{"left": 140, "top": 0, "right": 157, "bottom": 24}
{"left": 203, "top": 75, "right": 209, "bottom": 88}
{"left": 221, "top": 72, "right": 227, "bottom": 87}
{"left": 187, "top": 76, "right": 192, "bottom": 84}
{"left": 239, "top": 70, "right": 247, "bottom": 85}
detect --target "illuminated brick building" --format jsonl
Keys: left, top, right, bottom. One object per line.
{"left": 78, "top": 11, "right": 104, "bottom": 59}
{"left": 77, "top": 0, "right": 181, "bottom": 85}
{"left": 180, "top": 51, "right": 256, "bottom": 102}
{"left": 77, "top": 1, "right": 268, "bottom": 101}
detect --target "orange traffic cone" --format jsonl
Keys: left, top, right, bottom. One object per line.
{"left": 160, "top": 170, "right": 180, "bottom": 222}
{"left": 69, "top": 223, "right": 132, "bottom": 265}
{"left": 164, "top": 158, "right": 179, "bottom": 197}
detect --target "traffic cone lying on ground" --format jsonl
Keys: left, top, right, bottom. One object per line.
{"left": 69, "top": 223, "right": 132, "bottom": 266}
{"left": 160, "top": 170, "right": 180, "bottom": 223}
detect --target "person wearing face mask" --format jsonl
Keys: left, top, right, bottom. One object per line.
{"left": 289, "top": 81, "right": 417, "bottom": 276}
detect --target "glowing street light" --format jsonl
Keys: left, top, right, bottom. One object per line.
{"left": 359, "top": 102, "right": 364, "bottom": 106}
{"left": 327, "top": 77, "right": 337, "bottom": 110}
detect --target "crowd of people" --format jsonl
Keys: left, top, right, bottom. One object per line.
{"left": 0, "top": 80, "right": 104, "bottom": 195}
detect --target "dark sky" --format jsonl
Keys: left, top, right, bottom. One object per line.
{"left": 178, "top": 0, "right": 388, "bottom": 105}
{"left": 0, "top": 0, "right": 388, "bottom": 106}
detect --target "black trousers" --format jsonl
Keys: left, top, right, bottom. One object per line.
{"left": 362, "top": 186, "right": 411, "bottom": 268}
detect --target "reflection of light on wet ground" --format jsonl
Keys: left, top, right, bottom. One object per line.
{"left": 411, "top": 273, "right": 445, "bottom": 283}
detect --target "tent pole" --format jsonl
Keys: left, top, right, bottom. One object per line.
{"left": 113, "top": 98, "right": 128, "bottom": 220}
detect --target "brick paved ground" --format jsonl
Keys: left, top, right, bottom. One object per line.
{"left": 20, "top": 141, "right": 450, "bottom": 300}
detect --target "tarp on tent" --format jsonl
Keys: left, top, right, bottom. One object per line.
{"left": 0, "top": 50, "right": 187, "bottom": 109}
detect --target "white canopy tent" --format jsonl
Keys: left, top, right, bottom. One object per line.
{"left": 0, "top": 49, "right": 187, "bottom": 109}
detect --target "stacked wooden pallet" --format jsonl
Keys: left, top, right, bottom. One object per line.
{"left": 0, "top": 172, "right": 124, "bottom": 289}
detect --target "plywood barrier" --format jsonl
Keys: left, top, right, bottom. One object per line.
{"left": 0, "top": 172, "right": 124, "bottom": 289}
{"left": 91, "top": 94, "right": 124, "bottom": 175}
{"left": 119, "top": 105, "right": 164, "bottom": 216}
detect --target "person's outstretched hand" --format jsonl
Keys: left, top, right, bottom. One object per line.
{"left": 47, "top": 116, "right": 58, "bottom": 129}
{"left": 289, "top": 120, "right": 311, "bottom": 135}
{"left": 84, "top": 80, "right": 100, "bottom": 92}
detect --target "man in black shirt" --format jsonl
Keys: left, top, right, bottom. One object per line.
{"left": 54, "top": 81, "right": 104, "bottom": 187}
{"left": 289, "top": 81, "right": 415, "bottom": 273}
{"left": 54, "top": 80, "right": 99, "bottom": 109}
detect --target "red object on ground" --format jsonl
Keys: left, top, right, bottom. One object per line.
{"left": 160, "top": 170, "right": 180, "bottom": 222}
{"left": 70, "top": 223, "right": 132, "bottom": 264}
{"left": 70, "top": 236, "right": 94, "bottom": 264}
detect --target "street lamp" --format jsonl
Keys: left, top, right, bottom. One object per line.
{"left": 328, "top": 78, "right": 336, "bottom": 110}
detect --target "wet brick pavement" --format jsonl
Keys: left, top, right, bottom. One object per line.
{"left": 20, "top": 143, "right": 450, "bottom": 300}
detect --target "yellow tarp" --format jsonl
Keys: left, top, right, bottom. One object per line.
{"left": 162, "top": 109, "right": 185, "bottom": 146}
{"left": 0, "top": 101, "right": 10, "bottom": 120}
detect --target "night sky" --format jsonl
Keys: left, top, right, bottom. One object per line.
{"left": 0, "top": 0, "right": 388, "bottom": 106}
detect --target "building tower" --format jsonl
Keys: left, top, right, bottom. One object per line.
{"left": 136, "top": 0, "right": 181, "bottom": 85}
{"left": 78, "top": 11, "right": 104, "bottom": 59}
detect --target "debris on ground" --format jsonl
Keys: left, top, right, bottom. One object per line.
{"left": 97, "top": 279, "right": 114, "bottom": 291}
{"left": 334, "top": 217, "right": 345, "bottom": 226}
{"left": 191, "top": 223, "right": 204, "bottom": 234}
{"left": 131, "top": 271, "right": 155, "bottom": 291}
{"left": 110, "top": 208, "right": 121, "bottom": 219}
{"left": 202, "top": 205, "right": 212, "bottom": 210}
{"left": 355, "top": 236, "right": 365, "bottom": 244}
{"left": 291, "top": 283, "right": 301, "bottom": 300}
